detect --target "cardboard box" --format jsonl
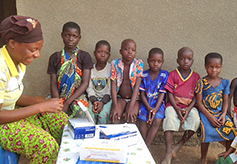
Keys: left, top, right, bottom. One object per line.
{"left": 68, "top": 118, "right": 95, "bottom": 139}
{"left": 80, "top": 139, "right": 127, "bottom": 163}
{"left": 99, "top": 124, "right": 138, "bottom": 146}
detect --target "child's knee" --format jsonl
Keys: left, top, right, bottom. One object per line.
{"left": 152, "top": 119, "right": 162, "bottom": 128}
{"left": 165, "top": 106, "right": 177, "bottom": 117}
{"left": 163, "top": 112, "right": 180, "bottom": 131}
{"left": 164, "top": 107, "right": 179, "bottom": 124}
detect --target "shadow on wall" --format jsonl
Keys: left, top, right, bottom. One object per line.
{"left": 0, "top": 0, "right": 17, "bottom": 47}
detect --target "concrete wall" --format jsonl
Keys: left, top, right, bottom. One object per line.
{"left": 16, "top": 0, "right": 237, "bottom": 96}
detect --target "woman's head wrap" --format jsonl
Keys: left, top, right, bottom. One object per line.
{"left": 0, "top": 15, "right": 43, "bottom": 43}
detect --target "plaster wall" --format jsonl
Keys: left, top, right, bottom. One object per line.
{"left": 16, "top": 0, "right": 237, "bottom": 96}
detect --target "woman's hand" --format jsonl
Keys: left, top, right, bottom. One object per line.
{"left": 39, "top": 98, "right": 63, "bottom": 113}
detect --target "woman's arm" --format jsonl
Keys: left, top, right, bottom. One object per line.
{"left": 0, "top": 98, "right": 63, "bottom": 124}
{"left": 0, "top": 103, "right": 40, "bottom": 124}
{"left": 16, "top": 94, "right": 45, "bottom": 107}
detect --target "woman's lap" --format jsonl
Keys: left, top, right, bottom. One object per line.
{"left": 0, "top": 112, "right": 68, "bottom": 163}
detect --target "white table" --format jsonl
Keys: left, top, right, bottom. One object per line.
{"left": 56, "top": 124, "right": 156, "bottom": 164}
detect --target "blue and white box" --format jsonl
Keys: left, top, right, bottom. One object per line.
{"left": 68, "top": 118, "right": 95, "bottom": 139}
{"left": 99, "top": 124, "right": 138, "bottom": 146}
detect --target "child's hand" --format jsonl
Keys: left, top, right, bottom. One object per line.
{"left": 110, "top": 104, "right": 120, "bottom": 123}
{"left": 93, "top": 101, "right": 99, "bottom": 113}
{"left": 175, "top": 108, "right": 184, "bottom": 121}
{"left": 218, "top": 147, "right": 236, "bottom": 160}
{"left": 147, "top": 108, "right": 158, "bottom": 125}
{"left": 125, "top": 106, "right": 138, "bottom": 123}
{"left": 208, "top": 115, "right": 222, "bottom": 128}
{"left": 180, "top": 109, "right": 188, "bottom": 124}
{"left": 218, "top": 151, "right": 230, "bottom": 160}
{"left": 147, "top": 106, "right": 153, "bottom": 124}
{"left": 62, "top": 100, "right": 70, "bottom": 113}
{"left": 93, "top": 101, "right": 104, "bottom": 114}
{"left": 218, "top": 114, "right": 226, "bottom": 125}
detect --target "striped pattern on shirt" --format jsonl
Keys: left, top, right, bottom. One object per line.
{"left": 0, "top": 46, "right": 25, "bottom": 110}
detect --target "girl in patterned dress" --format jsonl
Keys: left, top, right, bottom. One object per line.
{"left": 47, "top": 22, "right": 93, "bottom": 118}
{"left": 196, "top": 53, "right": 236, "bottom": 164}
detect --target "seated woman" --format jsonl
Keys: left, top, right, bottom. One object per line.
{"left": 0, "top": 15, "right": 68, "bottom": 163}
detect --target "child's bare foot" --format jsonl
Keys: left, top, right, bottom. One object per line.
{"left": 172, "top": 142, "right": 183, "bottom": 158}
{"left": 161, "top": 153, "right": 172, "bottom": 164}
{"left": 200, "top": 158, "right": 207, "bottom": 164}
{"left": 172, "top": 147, "right": 178, "bottom": 158}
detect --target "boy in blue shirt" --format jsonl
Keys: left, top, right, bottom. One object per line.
{"left": 139, "top": 48, "right": 169, "bottom": 148}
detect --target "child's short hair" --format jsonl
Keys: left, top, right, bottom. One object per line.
{"left": 95, "top": 40, "right": 111, "bottom": 51}
{"left": 121, "top": 39, "right": 136, "bottom": 48}
{"left": 148, "top": 47, "right": 164, "bottom": 58}
{"left": 205, "top": 52, "right": 223, "bottom": 65}
{"left": 62, "top": 21, "right": 81, "bottom": 34}
{"left": 177, "top": 47, "right": 193, "bottom": 58}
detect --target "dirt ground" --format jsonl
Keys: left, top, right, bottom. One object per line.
{"left": 150, "top": 143, "right": 225, "bottom": 164}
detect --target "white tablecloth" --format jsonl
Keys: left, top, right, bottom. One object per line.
{"left": 56, "top": 124, "right": 156, "bottom": 164}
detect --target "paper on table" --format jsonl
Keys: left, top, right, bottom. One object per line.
{"left": 77, "top": 101, "right": 95, "bottom": 124}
